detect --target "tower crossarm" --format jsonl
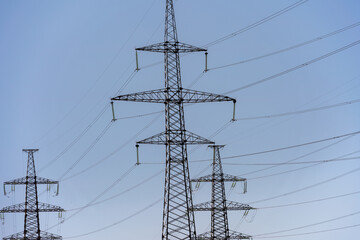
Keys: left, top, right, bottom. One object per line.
{"left": 226, "top": 201, "right": 254, "bottom": 211}
{"left": 136, "top": 41, "right": 206, "bottom": 53}
{"left": 192, "top": 174, "right": 246, "bottom": 182}
{"left": 3, "top": 231, "right": 62, "bottom": 240}
{"left": 197, "top": 231, "right": 252, "bottom": 240}
{"left": 229, "top": 230, "right": 253, "bottom": 240}
{"left": 4, "top": 176, "right": 58, "bottom": 185}
{"left": 192, "top": 201, "right": 253, "bottom": 211}
{"left": 137, "top": 131, "right": 214, "bottom": 145}
{"left": 1, "top": 202, "right": 64, "bottom": 213}
{"left": 111, "top": 88, "right": 235, "bottom": 104}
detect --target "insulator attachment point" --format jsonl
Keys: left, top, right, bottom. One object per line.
{"left": 136, "top": 144, "right": 140, "bottom": 165}
{"left": 135, "top": 51, "right": 140, "bottom": 71}
{"left": 204, "top": 52, "right": 208, "bottom": 72}
{"left": 232, "top": 101, "right": 237, "bottom": 122}
{"left": 111, "top": 101, "right": 116, "bottom": 122}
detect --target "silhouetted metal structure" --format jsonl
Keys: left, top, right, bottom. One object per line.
{"left": 1, "top": 149, "right": 64, "bottom": 240}
{"left": 111, "top": 0, "right": 235, "bottom": 239}
{"left": 192, "top": 145, "right": 253, "bottom": 240}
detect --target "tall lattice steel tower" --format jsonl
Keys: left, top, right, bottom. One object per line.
{"left": 111, "top": 1, "right": 236, "bottom": 239}
{"left": 192, "top": 145, "right": 253, "bottom": 240}
{"left": 0, "top": 149, "right": 64, "bottom": 240}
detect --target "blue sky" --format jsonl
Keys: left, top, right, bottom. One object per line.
{"left": 1, "top": 0, "right": 360, "bottom": 239}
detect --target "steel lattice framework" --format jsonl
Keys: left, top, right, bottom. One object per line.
{"left": 111, "top": 1, "right": 235, "bottom": 239}
{"left": 191, "top": 146, "right": 253, "bottom": 240}
{"left": 1, "top": 149, "right": 64, "bottom": 240}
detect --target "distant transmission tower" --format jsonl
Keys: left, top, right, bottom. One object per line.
{"left": 192, "top": 145, "right": 253, "bottom": 240}
{"left": 111, "top": 0, "right": 236, "bottom": 239}
{"left": 0, "top": 149, "right": 64, "bottom": 240}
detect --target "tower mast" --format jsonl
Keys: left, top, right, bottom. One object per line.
{"left": 1, "top": 149, "right": 64, "bottom": 240}
{"left": 192, "top": 146, "right": 253, "bottom": 240}
{"left": 111, "top": 1, "right": 236, "bottom": 239}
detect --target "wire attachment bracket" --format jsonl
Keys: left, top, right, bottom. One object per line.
{"left": 135, "top": 144, "right": 140, "bottom": 165}
{"left": 135, "top": 50, "right": 140, "bottom": 71}
{"left": 111, "top": 101, "right": 116, "bottom": 122}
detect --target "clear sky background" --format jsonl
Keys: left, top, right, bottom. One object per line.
{"left": 1, "top": 0, "right": 360, "bottom": 239}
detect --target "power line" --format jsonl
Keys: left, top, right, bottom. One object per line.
{"left": 254, "top": 210, "right": 360, "bottom": 237}
{"left": 141, "top": 0, "right": 309, "bottom": 69}
{"left": 30, "top": 0, "right": 158, "bottom": 147}
{"left": 63, "top": 198, "right": 162, "bottom": 239}
{"left": 61, "top": 114, "right": 162, "bottom": 180}
{"left": 238, "top": 134, "right": 355, "bottom": 177}
{"left": 254, "top": 224, "right": 360, "bottom": 238}
{"left": 58, "top": 121, "right": 114, "bottom": 181}
{"left": 257, "top": 190, "right": 360, "bottom": 209}
{"left": 248, "top": 166, "right": 360, "bottom": 204}
{"left": 222, "top": 131, "right": 360, "bottom": 160}
{"left": 66, "top": 169, "right": 163, "bottom": 211}
{"left": 61, "top": 163, "right": 215, "bottom": 238}
{"left": 224, "top": 39, "right": 360, "bottom": 95}
{"left": 38, "top": 103, "right": 110, "bottom": 173}
{"left": 223, "top": 156, "right": 360, "bottom": 166}
{"left": 204, "top": 0, "right": 309, "bottom": 47}
{"left": 190, "top": 130, "right": 360, "bottom": 163}
{"left": 247, "top": 150, "right": 360, "bottom": 181}
{"left": 209, "top": 21, "right": 360, "bottom": 71}
{"left": 48, "top": 164, "right": 137, "bottom": 231}
{"left": 234, "top": 98, "right": 360, "bottom": 121}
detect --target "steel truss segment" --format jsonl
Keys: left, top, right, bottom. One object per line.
{"left": 229, "top": 230, "right": 253, "bottom": 240}
{"left": 192, "top": 201, "right": 253, "bottom": 211}
{"left": 191, "top": 174, "right": 246, "bottom": 182}
{"left": 111, "top": 88, "right": 235, "bottom": 104}
{"left": 197, "top": 231, "right": 253, "bottom": 240}
{"left": 137, "top": 131, "right": 214, "bottom": 145}
{"left": 3, "top": 231, "right": 62, "bottom": 240}
{"left": 136, "top": 42, "right": 206, "bottom": 53}
{"left": 4, "top": 176, "right": 58, "bottom": 185}
{"left": 1, "top": 202, "right": 64, "bottom": 213}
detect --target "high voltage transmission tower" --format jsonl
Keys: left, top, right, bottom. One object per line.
{"left": 192, "top": 145, "right": 254, "bottom": 240}
{"left": 0, "top": 149, "right": 64, "bottom": 240}
{"left": 111, "top": 0, "right": 236, "bottom": 239}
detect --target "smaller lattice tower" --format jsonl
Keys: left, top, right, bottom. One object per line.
{"left": 0, "top": 149, "right": 64, "bottom": 240}
{"left": 191, "top": 145, "right": 254, "bottom": 240}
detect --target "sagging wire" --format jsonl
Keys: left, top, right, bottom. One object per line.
{"left": 223, "top": 39, "right": 360, "bottom": 95}
{"left": 253, "top": 210, "right": 360, "bottom": 237}
{"left": 66, "top": 169, "right": 164, "bottom": 212}
{"left": 28, "top": 0, "right": 154, "bottom": 147}
{"left": 244, "top": 209, "right": 257, "bottom": 223}
{"left": 247, "top": 166, "right": 360, "bottom": 205}
{"left": 39, "top": 103, "right": 110, "bottom": 173}
{"left": 241, "top": 135, "right": 356, "bottom": 178}
{"left": 223, "top": 156, "right": 360, "bottom": 166}
{"left": 247, "top": 150, "right": 360, "bottom": 181}
{"left": 63, "top": 114, "right": 161, "bottom": 180}
{"left": 257, "top": 190, "right": 360, "bottom": 209}
{"left": 63, "top": 198, "right": 162, "bottom": 239}
{"left": 58, "top": 120, "right": 114, "bottom": 181}
{"left": 208, "top": 21, "right": 360, "bottom": 71}
{"left": 190, "top": 130, "right": 360, "bottom": 164}
{"left": 48, "top": 164, "right": 137, "bottom": 231}
{"left": 224, "top": 131, "right": 359, "bottom": 161}
{"left": 204, "top": 0, "right": 309, "bottom": 48}
{"left": 234, "top": 98, "right": 360, "bottom": 121}
{"left": 187, "top": 72, "right": 205, "bottom": 88}
{"left": 253, "top": 224, "right": 360, "bottom": 238}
